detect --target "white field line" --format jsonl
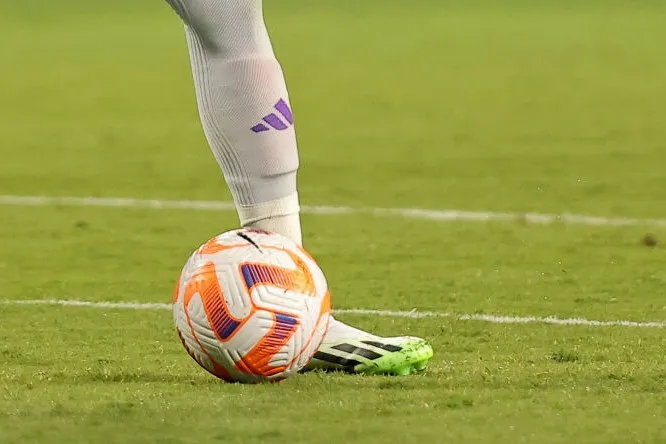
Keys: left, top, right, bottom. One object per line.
{"left": 2, "top": 194, "right": 666, "bottom": 228}
{"left": 2, "top": 299, "right": 665, "bottom": 329}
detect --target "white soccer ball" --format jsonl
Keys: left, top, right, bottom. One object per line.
{"left": 172, "top": 228, "right": 331, "bottom": 383}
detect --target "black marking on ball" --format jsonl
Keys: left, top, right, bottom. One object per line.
{"left": 237, "top": 232, "right": 262, "bottom": 252}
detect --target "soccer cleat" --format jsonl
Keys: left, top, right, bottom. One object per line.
{"left": 305, "top": 336, "right": 433, "bottom": 375}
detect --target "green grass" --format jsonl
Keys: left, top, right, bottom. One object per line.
{"left": 2, "top": 0, "right": 666, "bottom": 443}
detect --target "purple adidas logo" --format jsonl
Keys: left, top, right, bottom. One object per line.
{"left": 251, "top": 99, "right": 294, "bottom": 133}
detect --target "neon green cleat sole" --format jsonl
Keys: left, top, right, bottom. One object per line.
{"left": 305, "top": 337, "right": 434, "bottom": 376}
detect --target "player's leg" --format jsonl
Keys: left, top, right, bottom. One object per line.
{"left": 165, "top": 0, "right": 432, "bottom": 375}
{"left": 166, "top": 0, "right": 302, "bottom": 244}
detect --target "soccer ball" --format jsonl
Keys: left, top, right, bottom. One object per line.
{"left": 172, "top": 228, "right": 331, "bottom": 383}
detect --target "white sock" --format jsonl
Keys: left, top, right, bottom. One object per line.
{"left": 167, "top": 0, "right": 377, "bottom": 342}
{"left": 236, "top": 192, "right": 302, "bottom": 245}
{"left": 166, "top": 0, "right": 303, "bottom": 244}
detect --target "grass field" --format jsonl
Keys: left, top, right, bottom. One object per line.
{"left": 2, "top": 0, "right": 666, "bottom": 443}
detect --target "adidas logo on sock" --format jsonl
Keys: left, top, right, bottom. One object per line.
{"left": 251, "top": 98, "right": 294, "bottom": 133}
